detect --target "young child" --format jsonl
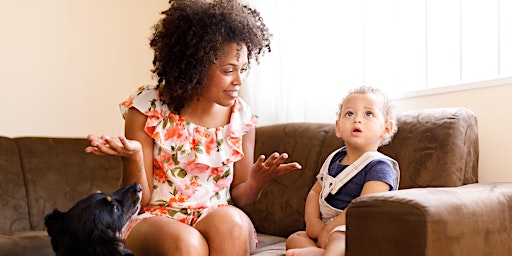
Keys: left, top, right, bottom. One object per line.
{"left": 285, "top": 86, "right": 400, "bottom": 256}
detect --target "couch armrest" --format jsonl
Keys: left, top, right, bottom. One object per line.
{"left": 346, "top": 183, "right": 512, "bottom": 256}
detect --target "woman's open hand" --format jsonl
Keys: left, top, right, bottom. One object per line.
{"left": 85, "top": 134, "right": 142, "bottom": 158}
{"left": 251, "top": 152, "right": 302, "bottom": 185}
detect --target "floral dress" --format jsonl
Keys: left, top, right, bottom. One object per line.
{"left": 120, "top": 85, "right": 258, "bottom": 242}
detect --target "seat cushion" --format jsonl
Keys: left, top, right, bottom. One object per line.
{"left": 0, "top": 231, "right": 53, "bottom": 256}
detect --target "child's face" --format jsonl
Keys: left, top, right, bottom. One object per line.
{"left": 335, "top": 93, "right": 393, "bottom": 151}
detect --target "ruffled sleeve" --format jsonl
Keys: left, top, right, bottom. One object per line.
{"left": 228, "top": 98, "right": 258, "bottom": 137}
{"left": 223, "top": 98, "right": 258, "bottom": 157}
{"left": 119, "top": 85, "right": 168, "bottom": 138}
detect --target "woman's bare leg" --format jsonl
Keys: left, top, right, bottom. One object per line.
{"left": 194, "top": 206, "right": 255, "bottom": 256}
{"left": 125, "top": 216, "right": 208, "bottom": 256}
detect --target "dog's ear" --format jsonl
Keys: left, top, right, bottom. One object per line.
{"left": 44, "top": 209, "right": 66, "bottom": 237}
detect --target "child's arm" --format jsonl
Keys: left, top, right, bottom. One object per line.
{"left": 317, "top": 180, "right": 391, "bottom": 248}
{"left": 304, "top": 181, "right": 326, "bottom": 239}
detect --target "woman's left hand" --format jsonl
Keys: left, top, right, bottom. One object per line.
{"left": 251, "top": 152, "right": 302, "bottom": 184}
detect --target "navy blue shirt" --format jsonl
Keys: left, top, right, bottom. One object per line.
{"left": 325, "top": 149, "right": 396, "bottom": 210}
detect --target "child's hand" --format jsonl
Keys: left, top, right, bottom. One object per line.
{"left": 305, "top": 218, "right": 326, "bottom": 239}
{"left": 316, "top": 228, "right": 331, "bottom": 249}
{"left": 85, "top": 134, "right": 141, "bottom": 159}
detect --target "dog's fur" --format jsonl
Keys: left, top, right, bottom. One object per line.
{"left": 45, "top": 182, "right": 142, "bottom": 256}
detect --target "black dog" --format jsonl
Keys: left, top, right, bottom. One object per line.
{"left": 45, "top": 182, "right": 142, "bottom": 256}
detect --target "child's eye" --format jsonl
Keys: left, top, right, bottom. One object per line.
{"left": 365, "top": 111, "right": 374, "bottom": 117}
{"left": 345, "top": 111, "right": 354, "bottom": 117}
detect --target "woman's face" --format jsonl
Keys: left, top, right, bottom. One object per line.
{"left": 201, "top": 43, "right": 249, "bottom": 107}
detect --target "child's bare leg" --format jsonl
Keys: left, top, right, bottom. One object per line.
{"left": 286, "top": 247, "right": 325, "bottom": 256}
{"left": 286, "top": 231, "right": 325, "bottom": 256}
{"left": 286, "top": 231, "right": 317, "bottom": 249}
{"left": 324, "top": 231, "right": 346, "bottom": 256}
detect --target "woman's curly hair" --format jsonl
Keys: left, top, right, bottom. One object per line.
{"left": 150, "top": 0, "right": 272, "bottom": 114}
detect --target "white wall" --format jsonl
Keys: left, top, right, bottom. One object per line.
{"left": 393, "top": 83, "right": 512, "bottom": 183}
{"left": 0, "top": 1, "right": 168, "bottom": 138}
{"left": 1, "top": 1, "right": 510, "bottom": 183}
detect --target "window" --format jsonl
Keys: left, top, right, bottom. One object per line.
{"left": 245, "top": 0, "right": 512, "bottom": 124}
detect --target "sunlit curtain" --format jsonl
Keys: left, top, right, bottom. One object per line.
{"left": 244, "top": 0, "right": 512, "bottom": 126}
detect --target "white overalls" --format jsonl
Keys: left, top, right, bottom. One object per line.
{"left": 316, "top": 147, "right": 400, "bottom": 233}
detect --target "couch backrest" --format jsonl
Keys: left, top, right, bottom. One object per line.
{"left": 241, "top": 123, "right": 344, "bottom": 237}
{"left": 0, "top": 136, "right": 31, "bottom": 234}
{"left": 11, "top": 138, "right": 122, "bottom": 232}
{"left": 241, "top": 107, "right": 479, "bottom": 237}
{"left": 380, "top": 107, "right": 479, "bottom": 189}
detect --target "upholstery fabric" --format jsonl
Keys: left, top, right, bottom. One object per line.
{"left": 241, "top": 123, "right": 343, "bottom": 237}
{"left": 0, "top": 107, "right": 500, "bottom": 256}
{"left": 15, "top": 137, "right": 122, "bottom": 231}
{"left": 0, "top": 137, "right": 30, "bottom": 234}
{"left": 347, "top": 183, "right": 512, "bottom": 256}
{"left": 380, "top": 107, "right": 479, "bottom": 188}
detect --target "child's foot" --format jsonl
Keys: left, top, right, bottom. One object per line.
{"left": 286, "top": 247, "right": 325, "bottom": 256}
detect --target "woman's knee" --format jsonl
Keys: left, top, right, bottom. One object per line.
{"left": 126, "top": 217, "right": 208, "bottom": 256}
{"left": 197, "top": 206, "right": 252, "bottom": 235}
{"left": 195, "top": 206, "right": 254, "bottom": 251}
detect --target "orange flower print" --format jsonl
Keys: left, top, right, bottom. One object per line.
{"left": 167, "top": 194, "right": 186, "bottom": 207}
{"left": 120, "top": 96, "right": 134, "bottom": 110}
{"left": 210, "top": 167, "right": 225, "bottom": 177}
{"left": 204, "top": 136, "right": 216, "bottom": 155}
{"left": 176, "top": 180, "right": 197, "bottom": 198}
{"left": 231, "top": 148, "right": 244, "bottom": 160}
{"left": 213, "top": 177, "right": 232, "bottom": 193}
{"left": 164, "top": 125, "right": 186, "bottom": 142}
{"left": 153, "top": 158, "right": 168, "bottom": 184}
{"left": 232, "top": 100, "right": 241, "bottom": 112}
{"left": 143, "top": 205, "right": 168, "bottom": 216}
{"left": 184, "top": 162, "right": 210, "bottom": 175}
{"left": 228, "top": 136, "right": 242, "bottom": 151}
{"left": 189, "top": 176, "right": 201, "bottom": 188}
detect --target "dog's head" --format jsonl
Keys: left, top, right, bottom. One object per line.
{"left": 45, "top": 182, "right": 142, "bottom": 256}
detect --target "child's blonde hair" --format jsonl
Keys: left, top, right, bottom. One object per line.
{"left": 336, "top": 86, "right": 397, "bottom": 146}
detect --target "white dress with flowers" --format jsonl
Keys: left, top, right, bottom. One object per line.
{"left": 119, "top": 85, "right": 258, "bottom": 239}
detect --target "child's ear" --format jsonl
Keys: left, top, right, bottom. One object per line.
{"left": 335, "top": 119, "right": 343, "bottom": 138}
{"left": 383, "top": 120, "right": 394, "bottom": 137}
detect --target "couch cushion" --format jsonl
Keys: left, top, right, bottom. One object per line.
{"left": 0, "top": 136, "right": 31, "bottom": 234}
{"left": 0, "top": 231, "right": 53, "bottom": 256}
{"left": 251, "top": 234, "right": 286, "bottom": 256}
{"left": 15, "top": 137, "right": 123, "bottom": 231}
{"left": 380, "top": 107, "right": 479, "bottom": 189}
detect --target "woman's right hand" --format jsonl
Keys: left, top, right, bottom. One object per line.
{"left": 85, "top": 134, "right": 142, "bottom": 159}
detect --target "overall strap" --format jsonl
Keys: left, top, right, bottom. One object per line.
{"left": 320, "top": 148, "right": 400, "bottom": 199}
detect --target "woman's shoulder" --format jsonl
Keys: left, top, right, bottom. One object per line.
{"left": 120, "top": 85, "right": 166, "bottom": 118}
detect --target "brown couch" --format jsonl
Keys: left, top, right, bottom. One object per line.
{"left": 1, "top": 107, "right": 511, "bottom": 256}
